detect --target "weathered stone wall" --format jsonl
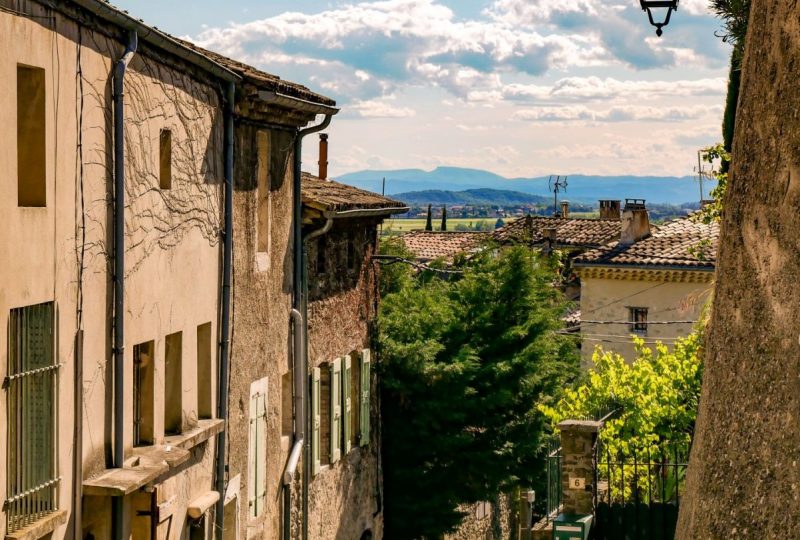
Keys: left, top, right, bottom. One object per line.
{"left": 677, "top": 1, "right": 800, "bottom": 537}
{"left": 306, "top": 219, "right": 384, "bottom": 540}
{"left": 228, "top": 123, "right": 295, "bottom": 539}
{"left": 445, "top": 494, "right": 514, "bottom": 540}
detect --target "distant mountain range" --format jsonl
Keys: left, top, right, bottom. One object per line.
{"left": 336, "top": 167, "right": 714, "bottom": 205}
{"left": 393, "top": 188, "right": 551, "bottom": 207}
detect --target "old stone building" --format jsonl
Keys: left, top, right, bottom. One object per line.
{"left": 574, "top": 204, "right": 718, "bottom": 364}
{"left": 0, "top": 1, "right": 398, "bottom": 539}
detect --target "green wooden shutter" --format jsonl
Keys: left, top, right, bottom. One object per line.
{"left": 311, "top": 367, "right": 321, "bottom": 476}
{"left": 330, "top": 358, "right": 342, "bottom": 464}
{"left": 343, "top": 355, "right": 352, "bottom": 454}
{"left": 248, "top": 391, "right": 267, "bottom": 517}
{"left": 360, "top": 349, "right": 371, "bottom": 447}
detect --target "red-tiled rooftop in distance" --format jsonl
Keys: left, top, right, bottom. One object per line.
{"left": 400, "top": 231, "right": 487, "bottom": 262}
{"left": 493, "top": 216, "right": 623, "bottom": 248}
{"left": 574, "top": 213, "right": 719, "bottom": 269}
{"left": 301, "top": 173, "right": 408, "bottom": 212}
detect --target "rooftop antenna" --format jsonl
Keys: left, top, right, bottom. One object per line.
{"left": 693, "top": 150, "right": 714, "bottom": 202}
{"left": 549, "top": 175, "right": 568, "bottom": 216}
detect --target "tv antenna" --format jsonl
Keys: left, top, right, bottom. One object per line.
{"left": 693, "top": 150, "right": 715, "bottom": 203}
{"left": 549, "top": 175, "right": 568, "bottom": 216}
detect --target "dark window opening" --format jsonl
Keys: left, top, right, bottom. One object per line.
{"left": 133, "top": 341, "right": 155, "bottom": 446}
{"left": 316, "top": 241, "right": 327, "bottom": 275}
{"left": 197, "top": 323, "right": 213, "bottom": 419}
{"left": 164, "top": 332, "right": 183, "bottom": 434}
{"left": 629, "top": 307, "right": 648, "bottom": 336}
{"left": 17, "top": 65, "right": 46, "bottom": 207}
{"left": 159, "top": 129, "right": 172, "bottom": 189}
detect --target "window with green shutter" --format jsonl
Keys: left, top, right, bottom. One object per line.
{"left": 343, "top": 355, "right": 352, "bottom": 454}
{"left": 330, "top": 358, "right": 342, "bottom": 464}
{"left": 6, "top": 302, "right": 59, "bottom": 533}
{"left": 247, "top": 381, "right": 267, "bottom": 518}
{"left": 360, "top": 349, "right": 371, "bottom": 447}
{"left": 311, "top": 367, "right": 321, "bottom": 476}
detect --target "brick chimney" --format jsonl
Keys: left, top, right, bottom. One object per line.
{"left": 318, "top": 134, "right": 329, "bottom": 180}
{"left": 620, "top": 199, "right": 650, "bottom": 245}
{"left": 560, "top": 200, "right": 570, "bottom": 218}
{"left": 599, "top": 200, "right": 621, "bottom": 220}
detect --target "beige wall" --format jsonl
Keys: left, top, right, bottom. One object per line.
{"left": 1, "top": 3, "right": 224, "bottom": 538}
{"left": 579, "top": 273, "right": 713, "bottom": 365}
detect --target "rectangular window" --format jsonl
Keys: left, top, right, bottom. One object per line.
{"left": 360, "top": 349, "right": 371, "bottom": 447}
{"left": 320, "top": 364, "right": 331, "bottom": 467}
{"left": 346, "top": 232, "right": 356, "bottom": 270}
{"left": 7, "top": 302, "right": 58, "bottom": 532}
{"left": 17, "top": 65, "right": 46, "bottom": 207}
{"left": 164, "top": 332, "right": 183, "bottom": 434}
{"left": 629, "top": 307, "right": 649, "bottom": 336}
{"left": 350, "top": 352, "right": 361, "bottom": 449}
{"left": 256, "top": 131, "right": 271, "bottom": 255}
{"left": 159, "top": 129, "right": 172, "bottom": 190}
{"left": 197, "top": 323, "right": 213, "bottom": 419}
{"left": 248, "top": 380, "right": 267, "bottom": 517}
{"left": 330, "top": 358, "right": 342, "bottom": 464}
{"left": 342, "top": 355, "right": 352, "bottom": 454}
{"left": 311, "top": 367, "right": 321, "bottom": 476}
{"left": 281, "top": 372, "right": 293, "bottom": 437}
{"left": 133, "top": 341, "right": 155, "bottom": 446}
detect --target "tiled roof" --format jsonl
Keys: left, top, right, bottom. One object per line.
{"left": 400, "top": 231, "right": 487, "bottom": 261}
{"left": 574, "top": 213, "right": 719, "bottom": 269}
{"left": 493, "top": 216, "right": 622, "bottom": 248}
{"left": 302, "top": 173, "right": 408, "bottom": 213}
{"left": 173, "top": 38, "right": 336, "bottom": 106}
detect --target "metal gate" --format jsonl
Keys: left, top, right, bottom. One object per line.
{"left": 592, "top": 442, "right": 687, "bottom": 540}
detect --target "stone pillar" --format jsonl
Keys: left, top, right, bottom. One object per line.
{"left": 558, "top": 420, "right": 602, "bottom": 516}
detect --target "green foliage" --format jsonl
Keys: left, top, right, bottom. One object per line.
{"left": 377, "top": 237, "right": 415, "bottom": 297}
{"left": 709, "top": 0, "right": 750, "bottom": 51}
{"left": 542, "top": 332, "right": 703, "bottom": 457}
{"left": 380, "top": 247, "right": 578, "bottom": 539}
{"left": 721, "top": 53, "right": 741, "bottom": 157}
{"left": 698, "top": 143, "right": 730, "bottom": 223}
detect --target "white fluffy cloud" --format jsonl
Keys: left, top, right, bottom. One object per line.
{"left": 514, "top": 104, "right": 723, "bottom": 123}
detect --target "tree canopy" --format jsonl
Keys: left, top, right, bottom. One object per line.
{"left": 379, "top": 246, "right": 578, "bottom": 539}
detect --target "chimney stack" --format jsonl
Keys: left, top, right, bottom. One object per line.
{"left": 560, "top": 200, "right": 570, "bottom": 218}
{"left": 318, "top": 134, "right": 329, "bottom": 180}
{"left": 620, "top": 199, "right": 651, "bottom": 245}
{"left": 599, "top": 200, "right": 622, "bottom": 220}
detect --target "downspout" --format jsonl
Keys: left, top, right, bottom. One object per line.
{"left": 214, "top": 81, "right": 236, "bottom": 536}
{"left": 288, "top": 114, "right": 332, "bottom": 540}
{"left": 112, "top": 29, "right": 137, "bottom": 540}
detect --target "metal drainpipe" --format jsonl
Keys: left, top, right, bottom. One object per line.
{"left": 289, "top": 114, "right": 332, "bottom": 540}
{"left": 112, "top": 29, "right": 137, "bottom": 540}
{"left": 214, "top": 81, "right": 236, "bottom": 537}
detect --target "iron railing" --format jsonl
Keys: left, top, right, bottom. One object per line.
{"left": 545, "top": 438, "right": 562, "bottom": 522}
{"left": 6, "top": 302, "right": 60, "bottom": 533}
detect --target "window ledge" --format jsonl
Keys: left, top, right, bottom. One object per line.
{"left": 164, "top": 418, "right": 225, "bottom": 451}
{"left": 5, "top": 510, "right": 67, "bottom": 540}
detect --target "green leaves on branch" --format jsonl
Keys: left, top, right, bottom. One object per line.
{"left": 699, "top": 143, "right": 730, "bottom": 224}
{"left": 379, "top": 247, "right": 578, "bottom": 539}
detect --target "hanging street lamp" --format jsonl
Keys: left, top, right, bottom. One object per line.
{"left": 639, "top": 0, "right": 679, "bottom": 37}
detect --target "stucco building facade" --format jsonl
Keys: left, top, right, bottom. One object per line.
{"left": 0, "top": 1, "right": 398, "bottom": 539}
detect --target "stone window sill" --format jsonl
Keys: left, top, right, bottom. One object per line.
{"left": 5, "top": 510, "right": 67, "bottom": 540}
{"left": 164, "top": 418, "right": 225, "bottom": 450}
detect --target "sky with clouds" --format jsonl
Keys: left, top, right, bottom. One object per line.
{"left": 114, "top": 0, "right": 731, "bottom": 178}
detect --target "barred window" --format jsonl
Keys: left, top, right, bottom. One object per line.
{"left": 7, "top": 302, "right": 59, "bottom": 532}
{"left": 629, "top": 307, "right": 649, "bottom": 336}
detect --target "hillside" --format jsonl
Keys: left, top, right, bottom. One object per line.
{"left": 336, "top": 167, "right": 714, "bottom": 205}
{"left": 394, "top": 188, "right": 551, "bottom": 206}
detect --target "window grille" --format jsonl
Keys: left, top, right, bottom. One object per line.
{"left": 628, "top": 307, "right": 649, "bottom": 336}
{"left": 6, "top": 302, "right": 59, "bottom": 532}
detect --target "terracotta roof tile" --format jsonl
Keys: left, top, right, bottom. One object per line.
{"left": 302, "top": 173, "right": 408, "bottom": 212}
{"left": 173, "top": 38, "right": 336, "bottom": 106}
{"left": 493, "top": 216, "right": 622, "bottom": 248}
{"left": 400, "top": 231, "right": 487, "bottom": 261}
{"left": 574, "top": 213, "right": 719, "bottom": 269}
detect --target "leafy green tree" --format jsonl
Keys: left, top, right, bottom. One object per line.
{"left": 380, "top": 247, "right": 578, "bottom": 539}
{"left": 698, "top": 143, "right": 730, "bottom": 223}
{"left": 377, "top": 237, "right": 415, "bottom": 297}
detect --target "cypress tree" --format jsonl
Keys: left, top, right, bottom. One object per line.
{"left": 441, "top": 206, "right": 447, "bottom": 231}
{"left": 425, "top": 204, "right": 433, "bottom": 231}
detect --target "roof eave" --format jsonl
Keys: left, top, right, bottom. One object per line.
{"left": 573, "top": 262, "right": 716, "bottom": 272}
{"left": 258, "top": 90, "right": 340, "bottom": 116}
{"left": 72, "top": 0, "right": 240, "bottom": 83}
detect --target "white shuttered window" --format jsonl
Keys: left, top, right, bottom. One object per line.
{"left": 247, "top": 380, "right": 267, "bottom": 517}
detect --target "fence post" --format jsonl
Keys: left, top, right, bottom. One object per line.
{"left": 557, "top": 420, "right": 602, "bottom": 516}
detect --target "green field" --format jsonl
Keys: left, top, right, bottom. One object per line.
{"left": 383, "top": 218, "right": 499, "bottom": 234}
